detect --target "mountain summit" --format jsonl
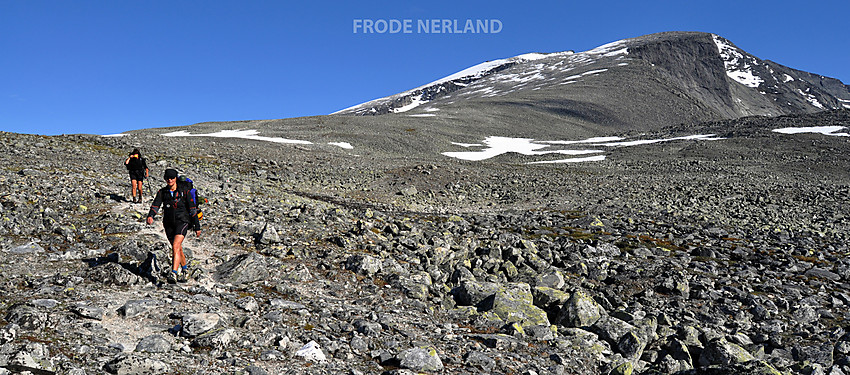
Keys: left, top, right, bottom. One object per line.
{"left": 333, "top": 31, "right": 850, "bottom": 132}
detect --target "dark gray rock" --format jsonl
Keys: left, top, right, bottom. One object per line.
{"left": 71, "top": 303, "right": 104, "bottom": 320}
{"left": 451, "top": 280, "right": 502, "bottom": 307}
{"left": 215, "top": 252, "right": 270, "bottom": 285}
{"left": 4, "top": 303, "right": 47, "bottom": 331}
{"left": 698, "top": 337, "right": 756, "bottom": 367}
{"left": 104, "top": 354, "right": 169, "bottom": 374}
{"left": 191, "top": 328, "right": 236, "bottom": 349}
{"left": 87, "top": 262, "right": 145, "bottom": 286}
{"left": 118, "top": 299, "right": 162, "bottom": 318}
{"left": 135, "top": 335, "right": 171, "bottom": 353}
{"left": 464, "top": 350, "right": 496, "bottom": 372}
{"left": 182, "top": 313, "right": 221, "bottom": 338}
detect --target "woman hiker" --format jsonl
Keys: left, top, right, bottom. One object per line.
{"left": 123, "top": 148, "right": 149, "bottom": 203}
{"left": 146, "top": 169, "right": 201, "bottom": 283}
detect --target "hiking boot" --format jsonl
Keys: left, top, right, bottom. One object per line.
{"left": 166, "top": 270, "right": 179, "bottom": 284}
{"left": 177, "top": 270, "right": 189, "bottom": 283}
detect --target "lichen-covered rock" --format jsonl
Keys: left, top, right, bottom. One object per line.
{"left": 451, "top": 280, "right": 503, "bottom": 307}
{"left": 479, "top": 282, "right": 549, "bottom": 327}
{"left": 557, "top": 290, "right": 604, "bottom": 328}
{"left": 557, "top": 328, "right": 612, "bottom": 359}
{"left": 344, "top": 254, "right": 383, "bottom": 276}
{"left": 398, "top": 346, "right": 444, "bottom": 372}
{"left": 533, "top": 286, "right": 570, "bottom": 310}
{"left": 536, "top": 270, "right": 566, "bottom": 289}
{"left": 697, "top": 337, "right": 756, "bottom": 367}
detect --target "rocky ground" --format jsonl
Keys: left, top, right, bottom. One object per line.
{"left": 2, "top": 110, "right": 850, "bottom": 374}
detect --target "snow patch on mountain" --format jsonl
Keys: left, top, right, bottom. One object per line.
{"left": 442, "top": 136, "right": 603, "bottom": 162}
{"left": 442, "top": 133, "right": 723, "bottom": 163}
{"left": 328, "top": 142, "right": 354, "bottom": 149}
{"left": 773, "top": 126, "right": 849, "bottom": 137}
{"left": 393, "top": 95, "right": 427, "bottom": 113}
{"left": 797, "top": 89, "right": 825, "bottom": 109}
{"left": 712, "top": 34, "right": 764, "bottom": 88}
{"left": 162, "top": 129, "right": 313, "bottom": 145}
{"left": 528, "top": 155, "right": 608, "bottom": 164}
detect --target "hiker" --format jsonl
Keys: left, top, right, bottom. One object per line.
{"left": 146, "top": 169, "right": 201, "bottom": 283}
{"left": 123, "top": 148, "right": 149, "bottom": 203}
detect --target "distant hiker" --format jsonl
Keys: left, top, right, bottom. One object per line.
{"left": 146, "top": 168, "right": 201, "bottom": 284}
{"left": 123, "top": 148, "right": 149, "bottom": 203}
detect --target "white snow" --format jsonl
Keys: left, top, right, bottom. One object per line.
{"left": 603, "top": 48, "right": 628, "bottom": 57}
{"left": 542, "top": 136, "right": 624, "bottom": 145}
{"left": 393, "top": 95, "right": 427, "bottom": 113}
{"left": 102, "top": 133, "right": 128, "bottom": 137}
{"left": 514, "top": 52, "right": 551, "bottom": 61}
{"left": 527, "top": 155, "right": 607, "bottom": 164}
{"left": 441, "top": 136, "right": 603, "bottom": 161}
{"left": 443, "top": 134, "right": 724, "bottom": 163}
{"left": 161, "top": 129, "right": 313, "bottom": 144}
{"left": 772, "top": 126, "right": 849, "bottom": 137}
{"left": 726, "top": 70, "right": 765, "bottom": 88}
{"left": 586, "top": 40, "right": 627, "bottom": 56}
{"left": 591, "top": 134, "right": 724, "bottom": 147}
{"left": 582, "top": 69, "right": 608, "bottom": 76}
{"left": 328, "top": 142, "right": 354, "bottom": 149}
{"left": 712, "top": 34, "right": 764, "bottom": 88}
{"left": 408, "top": 113, "right": 436, "bottom": 117}
{"left": 451, "top": 142, "right": 484, "bottom": 148}
{"left": 796, "top": 89, "right": 825, "bottom": 109}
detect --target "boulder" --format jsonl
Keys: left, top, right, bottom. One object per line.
{"left": 182, "top": 313, "right": 221, "bottom": 338}
{"left": 698, "top": 337, "right": 756, "bottom": 367}
{"left": 451, "top": 280, "right": 502, "bottom": 307}
{"left": 398, "top": 347, "right": 444, "bottom": 372}
{"left": 215, "top": 252, "right": 270, "bottom": 285}
{"left": 479, "top": 282, "right": 550, "bottom": 327}
{"left": 557, "top": 290, "right": 604, "bottom": 328}
{"left": 344, "top": 254, "right": 383, "bottom": 276}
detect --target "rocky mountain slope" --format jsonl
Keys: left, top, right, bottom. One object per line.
{"left": 334, "top": 32, "right": 850, "bottom": 135}
{"left": 2, "top": 109, "right": 850, "bottom": 374}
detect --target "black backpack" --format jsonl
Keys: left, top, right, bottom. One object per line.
{"left": 126, "top": 156, "right": 145, "bottom": 170}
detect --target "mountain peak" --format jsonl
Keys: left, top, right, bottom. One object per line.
{"left": 332, "top": 31, "right": 850, "bottom": 132}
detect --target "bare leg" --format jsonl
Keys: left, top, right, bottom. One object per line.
{"left": 171, "top": 234, "right": 187, "bottom": 271}
{"left": 130, "top": 180, "right": 139, "bottom": 201}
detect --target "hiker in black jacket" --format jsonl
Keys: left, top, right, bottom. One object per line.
{"left": 124, "top": 148, "right": 149, "bottom": 203}
{"left": 146, "top": 169, "right": 201, "bottom": 283}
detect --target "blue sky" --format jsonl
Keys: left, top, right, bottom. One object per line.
{"left": 2, "top": 0, "right": 848, "bottom": 135}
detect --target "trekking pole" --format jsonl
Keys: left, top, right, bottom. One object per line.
{"left": 145, "top": 174, "right": 153, "bottom": 200}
